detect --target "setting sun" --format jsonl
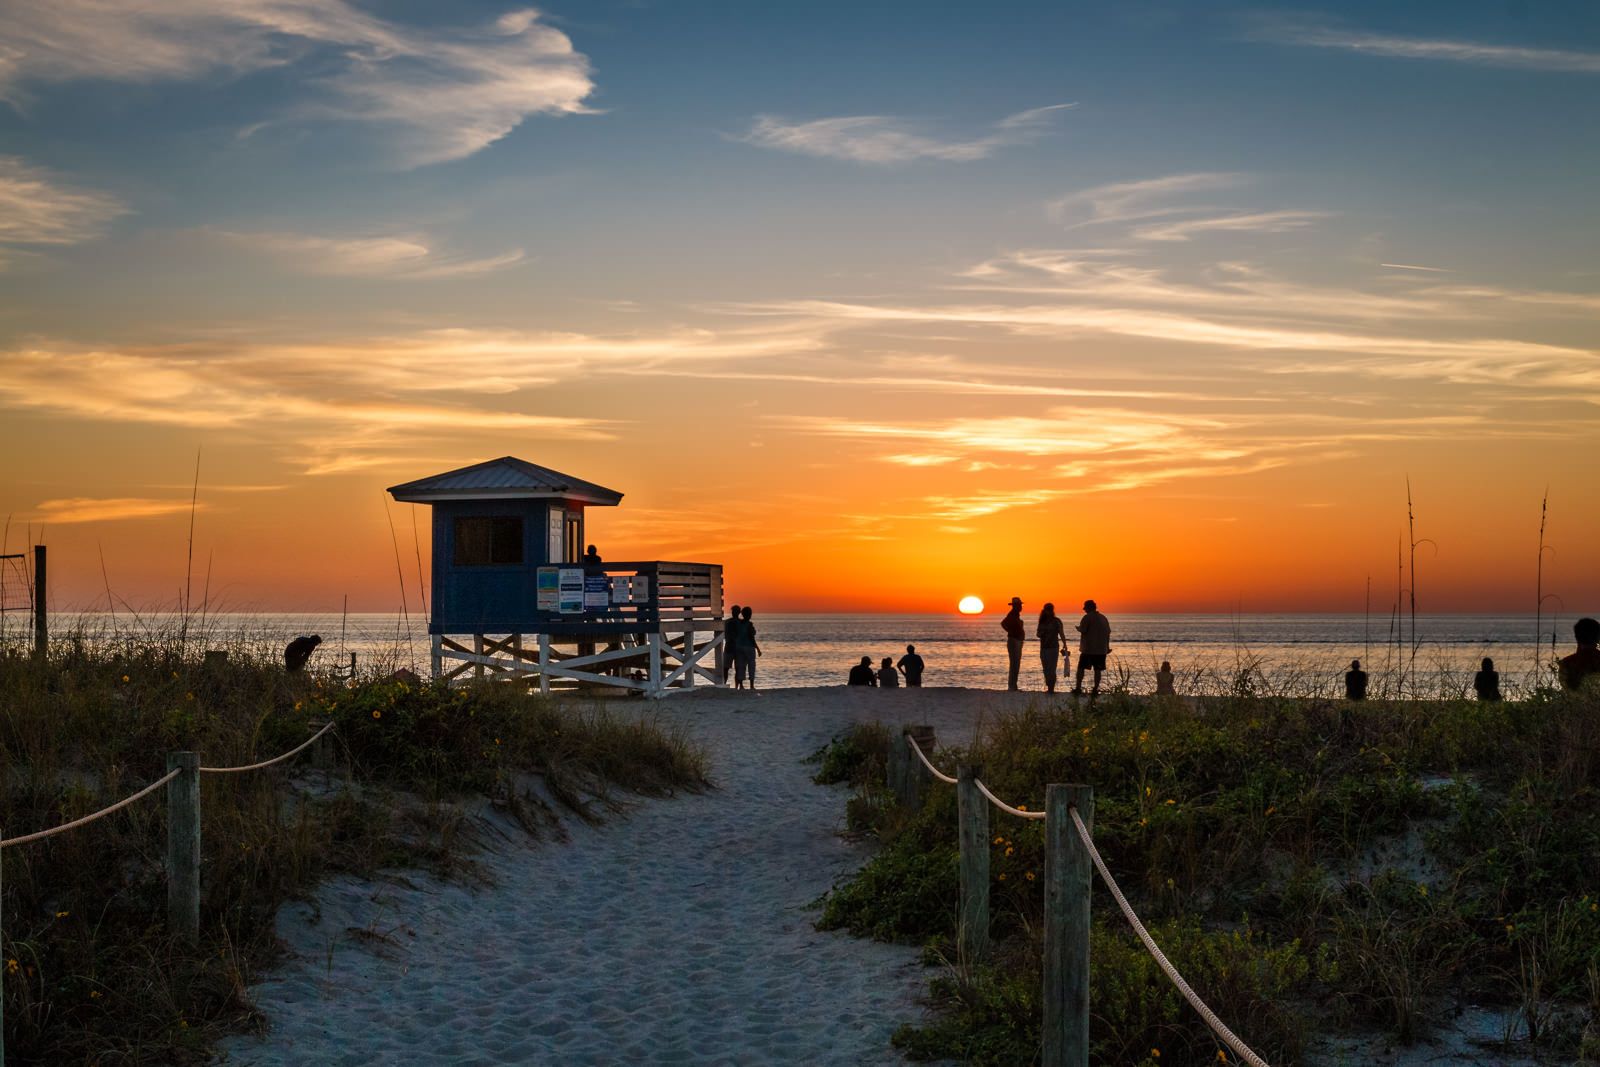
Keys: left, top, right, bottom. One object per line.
{"left": 958, "top": 596, "right": 985, "bottom": 615}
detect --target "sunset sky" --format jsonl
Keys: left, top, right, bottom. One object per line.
{"left": 0, "top": 1, "right": 1596, "bottom": 614}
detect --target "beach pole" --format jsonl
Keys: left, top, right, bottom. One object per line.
{"left": 32, "top": 544, "right": 47, "bottom": 662}
{"left": 166, "top": 751, "right": 201, "bottom": 944}
{"left": 957, "top": 763, "right": 990, "bottom": 962}
{"left": 906, "top": 726, "right": 936, "bottom": 811}
{"left": 1044, "top": 783, "right": 1092, "bottom": 1067}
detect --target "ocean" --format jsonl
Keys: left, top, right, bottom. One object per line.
{"left": 13, "top": 611, "right": 1571, "bottom": 699}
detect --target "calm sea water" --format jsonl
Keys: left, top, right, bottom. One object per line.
{"left": 12, "top": 611, "right": 1571, "bottom": 698}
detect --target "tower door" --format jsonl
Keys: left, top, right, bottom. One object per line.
{"left": 547, "top": 506, "right": 565, "bottom": 563}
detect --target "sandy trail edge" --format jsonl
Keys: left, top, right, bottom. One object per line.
{"left": 217, "top": 686, "right": 1006, "bottom": 1066}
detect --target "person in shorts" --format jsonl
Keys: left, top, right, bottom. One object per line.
{"left": 1073, "top": 600, "right": 1110, "bottom": 696}
{"left": 735, "top": 606, "right": 761, "bottom": 691}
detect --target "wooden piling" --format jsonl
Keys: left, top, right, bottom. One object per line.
{"left": 903, "top": 725, "right": 937, "bottom": 811}
{"left": 32, "top": 544, "right": 47, "bottom": 662}
{"left": 957, "top": 763, "right": 990, "bottom": 962}
{"left": 1043, "top": 783, "right": 1093, "bottom": 1067}
{"left": 166, "top": 751, "right": 201, "bottom": 944}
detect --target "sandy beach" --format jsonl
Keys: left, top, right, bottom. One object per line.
{"left": 217, "top": 686, "right": 1010, "bottom": 1066}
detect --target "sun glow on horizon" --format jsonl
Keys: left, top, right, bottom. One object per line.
{"left": 958, "top": 595, "right": 985, "bottom": 615}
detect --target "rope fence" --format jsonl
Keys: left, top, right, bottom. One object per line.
{"left": 902, "top": 728, "right": 1272, "bottom": 1067}
{"left": 0, "top": 769, "right": 181, "bottom": 850}
{"left": 1, "top": 720, "right": 338, "bottom": 1062}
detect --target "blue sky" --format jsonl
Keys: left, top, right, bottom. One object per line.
{"left": 0, "top": 1, "right": 1596, "bottom": 610}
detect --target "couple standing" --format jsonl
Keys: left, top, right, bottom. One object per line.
{"left": 1002, "top": 597, "right": 1111, "bottom": 695}
{"left": 722, "top": 604, "right": 763, "bottom": 691}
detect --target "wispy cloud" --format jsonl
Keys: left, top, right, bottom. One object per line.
{"left": 1250, "top": 18, "right": 1600, "bottom": 73}
{"left": 0, "top": 323, "right": 827, "bottom": 474}
{"left": 1132, "top": 210, "right": 1326, "bottom": 242}
{"left": 1048, "top": 172, "right": 1244, "bottom": 226}
{"left": 0, "top": 4, "right": 595, "bottom": 165}
{"left": 216, "top": 230, "right": 525, "bottom": 279}
{"left": 738, "top": 103, "right": 1075, "bottom": 164}
{"left": 0, "top": 156, "right": 126, "bottom": 261}
{"left": 33, "top": 497, "right": 210, "bottom": 524}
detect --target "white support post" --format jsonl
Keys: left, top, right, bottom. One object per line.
{"left": 430, "top": 633, "right": 442, "bottom": 679}
{"left": 537, "top": 633, "right": 551, "bottom": 695}
{"left": 683, "top": 628, "right": 696, "bottom": 689}
{"left": 473, "top": 634, "right": 485, "bottom": 681}
{"left": 648, "top": 632, "right": 662, "bottom": 698}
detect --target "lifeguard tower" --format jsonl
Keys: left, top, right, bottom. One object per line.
{"left": 387, "top": 457, "right": 726, "bottom": 696}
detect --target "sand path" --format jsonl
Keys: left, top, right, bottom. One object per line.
{"left": 219, "top": 686, "right": 1002, "bottom": 1066}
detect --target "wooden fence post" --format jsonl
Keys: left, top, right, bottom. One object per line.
{"left": 166, "top": 752, "right": 200, "bottom": 944}
{"left": 1044, "top": 783, "right": 1093, "bottom": 1067}
{"left": 957, "top": 763, "right": 990, "bottom": 962}
{"left": 887, "top": 726, "right": 908, "bottom": 801}
{"left": 906, "top": 725, "right": 936, "bottom": 810}
{"left": 32, "top": 544, "right": 47, "bottom": 662}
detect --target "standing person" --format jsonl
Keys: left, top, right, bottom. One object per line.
{"left": 736, "top": 605, "right": 762, "bottom": 691}
{"left": 1037, "top": 602, "right": 1066, "bottom": 694}
{"left": 848, "top": 656, "right": 877, "bottom": 686}
{"left": 1073, "top": 599, "right": 1111, "bottom": 697}
{"left": 1002, "top": 597, "right": 1026, "bottom": 691}
{"left": 722, "top": 605, "right": 742, "bottom": 684}
{"left": 1345, "top": 659, "right": 1369, "bottom": 701}
{"left": 1560, "top": 617, "right": 1600, "bottom": 691}
{"left": 1473, "top": 657, "right": 1502, "bottom": 701}
{"left": 1155, "top": 661, "right": 1176, "bottom": 696}
{"left": 582, "top": 544, "right": 603, "bottom": 565}
{"left": 878, "top": 656, "right": 899, "bottom": 688}
{"left": 897, "top": 644, "right": 925, "bottom": 687}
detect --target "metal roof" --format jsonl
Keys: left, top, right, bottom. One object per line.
{"left": 387, "top": 457, "right": 624, "bottom": 505}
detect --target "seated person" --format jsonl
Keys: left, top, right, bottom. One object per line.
{"left": 1155, "top": 660, "right": 1176, "bottom": 696}
{"left": 848, "top": 656, "right": 877, "bottom": 686}
{"left": 1345, "top": 659, "right": 1369, "bottom": 701}
{"left": 878, "top": 656, "right": 899, "bottom": 688}
{"left": 1473, "top": 657, "right": 1502, "bottom": 702}
{"left": 1561, "top": 617, "right": 1600, "bottom": 692}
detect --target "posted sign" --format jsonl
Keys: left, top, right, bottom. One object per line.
{"left": 536, "top": 567, "right": 559, "bottom": 611}
{"left": 558, "top": 567, "right": 585, "bottom": 614}
{"left": 584, "top": 574, "right": 611, "bottom": 610}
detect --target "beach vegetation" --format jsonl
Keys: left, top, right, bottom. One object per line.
{"left": 0, "top": 628, "right": 707, "bottom": 1064}
{"left": 819, "top": 687, "right": 1600, "bottom": 1063}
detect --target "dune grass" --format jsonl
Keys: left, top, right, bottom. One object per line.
{"left": 816, "top": 688, "right": 1600, "bottom": 1065}
{"left": 0, "top": 630, "right": 708, "bottom": 1065}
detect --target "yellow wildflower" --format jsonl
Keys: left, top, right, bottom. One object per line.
{"left": 1025, "top": 871, "right": 1036, "bottom": 882}
{"left": 55, "top": 910, "right": 69, "bottom": 918}
{"left": 89, "top": 990, "right": 103, "bottom": 999}
{"left": 1264, "top": 806, "right": 1276, "bottom": 816}
{"left": 1164, "top": 799, "right": 1175, "bottom": 806}
{"left": 1017, "top": 804, "right": 1028, "bottom": 812}
{"left": 121, "top": 675, "right": 130, "bottom": 683}
{"left": 5, "top": 959, "right": 17, "bottom": 974}
{"left": 993, "top": 836, "right": 1004, "bottom": 845}
{"left": 1005, "top": 847, "right": 1014, "bottom": 857}
{"left": 1151, "top": 1051, "right": 1161, "bottom": 1059}
{"left": 998, "top": 873, "right": 1007, "bottom": 882}
{"left": 1139, "top": 817, "right": 1148, "bottom": 826}
{"left": 294, "top": 701, "right": 303, "bottom": 711}
{"left": 185, "top": 691, "right": 194, "bottom": 701}
{"left": 1217, "top": 1051, "right": 1228, "bottom": 1063}
{"left": 372, "top": 709, "right": 381, "bottom": 719}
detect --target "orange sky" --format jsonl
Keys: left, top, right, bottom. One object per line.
{"left": 1, "top": 4, "right": 1597, "bottom": 615}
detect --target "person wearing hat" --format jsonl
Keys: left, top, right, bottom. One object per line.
{"left": 1073, "top": 599, "right": 1111, "bottom": 697}
{"left": 1001, "top": 596, "right": 1027, "bottom": 691}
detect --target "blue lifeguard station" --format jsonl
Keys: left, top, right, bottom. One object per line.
{"left": 387, "top": 457, "right": 726, "bottom": 695}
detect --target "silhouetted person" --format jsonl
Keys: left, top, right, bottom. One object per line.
{"left": 1073, "top": 600, "right": 1110, "bottom": 696}
{"left": 1155, "top": 660, "right": 1176, "bottom": 696}
{"left": 1473, "top": 657, "right": 1502, "bottom": 702}
{"left": 1345, "top": 659, "right": 1369, "bottom": 701}
{"left": 848, "top": 656, "right": 877, "bottom": 686}
{"left": 284, "top": 634, "right": 321, "bottom": 673}
{"left": 722, "top": 604, "right": 742, "bottom": 683}
{"left": 582, "top": 544, "right": 602, "bottom": 565}
{"left": 1002, "top": 597, "right": 1025, "bottom": 690}
{"left": 736, "top": 605, "right": 762, "bottom": 691}
{"left": 1561, "top": 617, "right": 1600, "bottom": 692}
{"left": 1037, "top": 602, "right": 1066, "bottom": 693}
{"left": 897, "top": 644, "right": 924, "bottom": 687}
{"left": 878, "top": 656, "right": 899, "bottom": 688}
